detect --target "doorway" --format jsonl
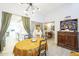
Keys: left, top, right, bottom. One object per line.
{"left": 44, "top": 21, "right": 55, "bottom": 39}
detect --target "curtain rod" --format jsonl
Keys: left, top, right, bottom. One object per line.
{"left": 2, "top": 11, "right": 30, "bottom": 18}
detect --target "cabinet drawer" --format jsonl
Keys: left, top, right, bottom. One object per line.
{"left": 67, "top": 32, "right": 77, "bottom": 35}
{"left": 58, "top": 32, "right": 66, "bottom": 35}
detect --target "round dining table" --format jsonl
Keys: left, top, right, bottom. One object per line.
{"left": 13, "top": 38, "right": 48, "bottom": 56}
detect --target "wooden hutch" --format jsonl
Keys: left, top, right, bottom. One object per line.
{"left": 57, "top": 19, "right": 79, "bottom": 51}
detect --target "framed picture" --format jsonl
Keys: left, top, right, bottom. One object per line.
{"left": 60, "top": 19, "right": 78, "bottom": 31}
{"left": 60, "top": 21, "right": 66, "bottom": 30}
{"left": 44, "top": 25, "right": 48, "bottom": 30}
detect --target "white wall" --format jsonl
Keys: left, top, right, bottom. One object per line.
{"left": 45, "top": 4, "right": 79, "bottom": 21}
{"left": 44, "top": 3, "right": 79, "bottom": 44}
{"left": 0, "top": 10, "right": 2, "bottom": 31}
{"left": 29, "top": 13, "right": 44, "bottom": 23}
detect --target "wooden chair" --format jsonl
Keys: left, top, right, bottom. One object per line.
{"left": 38, "top": 39, "right": 47, "bottom": 56}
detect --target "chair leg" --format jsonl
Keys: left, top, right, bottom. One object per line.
{"left": 45, "top": 52, "right": 46, "bottom": 56}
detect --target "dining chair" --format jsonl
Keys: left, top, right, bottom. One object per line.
{"left": 38, "top": 38, "right": 47, "bottom": 56}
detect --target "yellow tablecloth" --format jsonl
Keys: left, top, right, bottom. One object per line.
{"left": 70, "top": 52, "right": 79, "bottom": 56}
{"left": 13, "top": 38, "right": 48, "bottom": 56}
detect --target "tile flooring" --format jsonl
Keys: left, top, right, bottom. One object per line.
{"left": 47, "top": 38, "right": 71, "bottom": 56}
{"left": 0, "top": 38, "right": 71, "bottom": 56}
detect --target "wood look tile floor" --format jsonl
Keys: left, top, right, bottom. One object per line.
{"left": 0, "top": 38, "right": 71, "bottom": 56}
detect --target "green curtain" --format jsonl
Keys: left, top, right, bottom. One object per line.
{"left": 0, "top": 12, "right": 12, "bottom": 51}
{"left": 22, "top": 16, "right": 30, "bottom": 38}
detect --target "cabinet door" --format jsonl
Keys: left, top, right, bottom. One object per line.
{"left": 58, "top": 33, "right": 66, "bottom": 46}
{"left": 68, "top": 35, "right": 77, "bottom": 50}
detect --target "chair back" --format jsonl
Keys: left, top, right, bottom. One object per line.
{"left": 38, "top": 38, "right": 47, "bottom": 56}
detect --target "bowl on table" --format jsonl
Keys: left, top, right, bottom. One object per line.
{"left": 32, "top": 38, "right": 37, "bottom": 42}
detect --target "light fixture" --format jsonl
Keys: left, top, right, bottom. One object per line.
{"left": 20, "top": 3, "right": 40, "bottom": 15}
{"left": 24, "top": 3, "right": 40, "bottom": 14}
{"left": 26, "top": 3, "right": 39, "bottom": 11}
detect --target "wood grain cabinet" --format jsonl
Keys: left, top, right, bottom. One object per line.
{"left": 57, "top": 32, "right": 78, "bottom": 51}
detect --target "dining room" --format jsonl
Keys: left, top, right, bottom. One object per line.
{"left": 0, "top": 3, "right": 79, "bottom": 56}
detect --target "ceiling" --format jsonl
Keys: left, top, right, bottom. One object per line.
{"left": 0, "top": 3, "right": 70, "bottom": 22}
